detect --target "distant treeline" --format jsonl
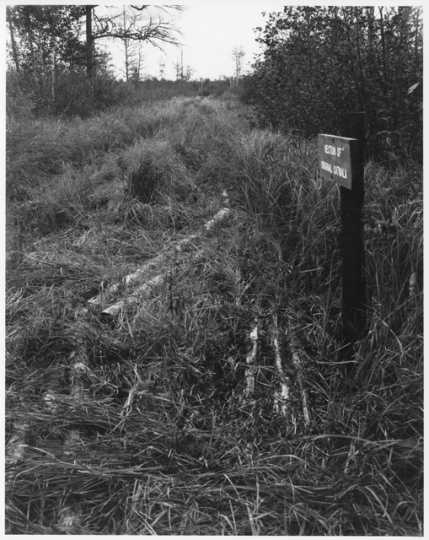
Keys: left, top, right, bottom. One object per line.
{"left": 7, "top": 70, "right": 231, "bottom": 118}
{"left": 241, "top": 7, "right": 423, "bottom": 162}
{"left": 6, "top": 5, "right": 231, "bottom": 118}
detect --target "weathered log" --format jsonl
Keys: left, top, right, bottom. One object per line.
{"left": 409, "top": 271, "right": 417, "bottom": 297}
{"left": 101, "top": 273, "right": 166, "bottom": 318}
{"left": 204, "top": 208, "right": 231, "bottom": 232}
{"left": 87, "top": 234, "right": 199, "bottom": 310}
{"left": 6, "top": 419, "right": 29, "bottom": 466}
{"left": 245, "top": 319, "right": 259, "bottom": 397}
{"left": 287, "top": 320, "right": 310, "bottom": 427}
{"left": 64, "top": 352, "right": 89, "bottom": 452}
{"left": 101, "top": 248, "right": 205, "bottom": 319}
{"left": 88, "top": 202, "right": 231, "bottom": 310}
{"left": 272, "top": 314, "right": 291, "bottom": 417}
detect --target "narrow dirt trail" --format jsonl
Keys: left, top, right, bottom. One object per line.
{"left": 6, "top": 97, "right": 313, "bottom": 534}
{"left": 7, "top": 180, "right": 309, "bottom": 532}
{"left": 6, "top": 144, "right": 243, "bottom": 530}
{"left": 7, "top": 95, "right": 421, "bottom": 535}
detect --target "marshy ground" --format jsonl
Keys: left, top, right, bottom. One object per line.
{"left": 6, "top": 95, "right": 423, "bottom": 534}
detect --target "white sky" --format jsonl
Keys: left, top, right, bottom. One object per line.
{"left": 99, "top": 2, "right": 286, "bottom": 80}
{"left": 9, "top": 2, "right": 426, "bottom": 81}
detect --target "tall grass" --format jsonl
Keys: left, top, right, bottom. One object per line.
{"left": 7, "top": 97, "right": 194, "bottom": 199}
{"left": 6, "top": 95, "right": 422, "bottom": 534}
{"left": 7, "top": 70, "right": 211, "bottom": 119}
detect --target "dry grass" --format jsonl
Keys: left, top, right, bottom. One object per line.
{"left": 6, "top": 95, "right": 422, "bottom": 534}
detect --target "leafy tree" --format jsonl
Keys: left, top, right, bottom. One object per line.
{"left": 6, "top": 6, "right": 88, "bottom": 112}
{"left": 6, "top": 5, "right": 184, "bottom": 116}
{"left": 7, "top": 6, "right": 86, "bottom": 70}
{"left": 245, "top": 7, "right": 422, "bottom": 161}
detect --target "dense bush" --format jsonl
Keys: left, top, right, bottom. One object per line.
{"left": 243, "top": 7, "right": 423, "bottom": 162}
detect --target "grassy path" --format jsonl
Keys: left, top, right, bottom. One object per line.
{"left": 6, "top": 97, "right": 423, "bottom": 534}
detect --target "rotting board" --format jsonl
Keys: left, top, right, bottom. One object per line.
{"left": 318, "top": 134, "right": 359, "bottom": 190}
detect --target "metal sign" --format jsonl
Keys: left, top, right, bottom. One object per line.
{"left": 318, "top": 134, "right": 359, "bottom": 190}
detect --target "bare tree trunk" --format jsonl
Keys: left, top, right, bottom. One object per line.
{"left": 122, "top": 6, "right": 130, "bottom": 81}
{"left": 414, "top": 8, "right": 421, "bottom": 73}
{"left": 137, "top": 44, "right": 142, "bottom": 80}
{"left": 51, "top": 44, "right": 56, "bottom": 112}
{"left": 24, "top": 8, "right": 37, "bottom": 83}
{"left": 86, "top": 6, "right": 94, "bottom": 79}
{"left": 232, "top": 47, "right": 244, "bottom": 87}
{"left": 354, "top": 8, "right": 366, "bottom": 110}
{"left": 367, "top": 6, "right": 375, "bottom": 52}
{"left": 379, "top": 7, "right": 388, "bottom": 100}
{"left": 124, "top": 41, "right": 129, "bottom": 81}
{"left": 7, "top": 9, "right": 20, "bottom": 72}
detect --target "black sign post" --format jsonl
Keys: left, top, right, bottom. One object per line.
{"left": 318, "top": 112, "right": 366, "bottom": 347}
{"left": 342, "top": 113, "right": 366, "bottom": 343}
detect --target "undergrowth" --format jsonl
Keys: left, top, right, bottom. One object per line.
{"left": 6, "top": 96, "right": 422, "bottom": 534}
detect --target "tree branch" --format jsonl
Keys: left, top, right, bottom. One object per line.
{"left": 94, "top": 23, "right": 180, "bottom": 45}
{"left": 92, "top": 9, "right": 181, "bottom": 46}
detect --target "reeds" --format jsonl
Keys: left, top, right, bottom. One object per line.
{"left": 6, "top": 95, "right": 422, "bottom": 534}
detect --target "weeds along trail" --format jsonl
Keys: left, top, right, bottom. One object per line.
{"left": 6, "top": 97, "right": 423, "bottom": 534}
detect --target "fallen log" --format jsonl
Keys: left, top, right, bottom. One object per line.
{"left": 6, "top": 419, "right": 29, "bottom": 466}
{"left": 409, "top": 271, "right": 417, "bottom": 297}
{"left": 88, "top": 234, "right": 198, "bottom": 310}
{"left": 286, "top": 319, "right": 310, "bottom": 427}
{"left": 245, "top": 319, "right": 259, "bottom": 397}
{"left": 204, "top": 207, "right": 231, "bottom": 232}
{"left": 101, "top": 248, "right": 205, "bottom": 319}
{"left": 272, "top": 314, "right": 291, "bottom": 417}
{"left": 64, "top": 351, "right": 89, "bottom": 451}
{"left": 101, "top": 273, "right": 166, "bottom": 318}
{"left": 89, "top": 201, "right": 231, "bottom": 310}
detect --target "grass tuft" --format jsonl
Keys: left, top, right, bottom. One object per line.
{"left": 6, "top": 95, "right": 422, "bottom": 534}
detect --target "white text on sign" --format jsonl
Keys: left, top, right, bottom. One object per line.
{"left": 318, "top": 134, "right": 357, "bottom": 190}
{"left": 324, "top": 144, "right": 345, "bottom": 158}
{"left": 321, "top": 160, "right": 348, "bottom": 180}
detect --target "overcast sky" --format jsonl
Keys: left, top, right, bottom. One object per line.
{"left": 101, "top": 2, "right": 286, "bottom": 80}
